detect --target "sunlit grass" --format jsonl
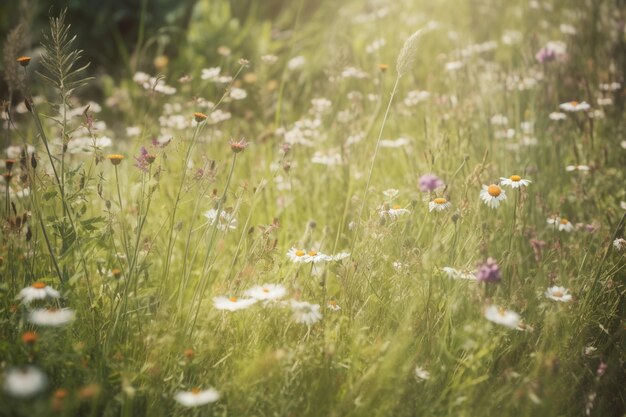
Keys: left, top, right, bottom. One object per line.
{"left": 1, "top": 0, "right": 625, "bottom": 416}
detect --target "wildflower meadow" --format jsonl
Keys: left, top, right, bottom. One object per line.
{"left": 1, "top": 0, "right": 625, "bottom": 416}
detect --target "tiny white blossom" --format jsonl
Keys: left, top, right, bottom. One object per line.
{"left": 559, "top": 101, "right": 590, "bottom": 112}
{"left": 545, "top": 286, "right": 573, "bottom": 302}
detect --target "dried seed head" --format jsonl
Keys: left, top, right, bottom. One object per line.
{"left": 229, "top": 138, "right": 249, "bottom": 154}
{"left": 396, "top": 29, "right": 423, "bottom": 76}
{"left": 194, "top": 112, "right": 208, "bottom": 123}
{"left": 5, "top": 159, "right": 15, "bottom": 172}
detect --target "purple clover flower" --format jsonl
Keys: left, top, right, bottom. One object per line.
{"left": 419, "top": 174, "right": 444, "bottom": 192}
{"left": 475, "top": 258, "right": 501, "bottom": 283}
{"left": 535, "top": 47, "right": 557, "bottom": 64}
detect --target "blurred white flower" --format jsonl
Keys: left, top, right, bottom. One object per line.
{"left": 287, "top": 56, "right": 306, "bottom": 70}
{"left": 213, "top": 296, "right": 257, "bottom": 311}
{"left": 229, "top": 88, "right": 247, "bottom": 100}
{"left": 291, "top": 300, "right": 322, "bottom": 325}
{"left": 547, "top": 216, "right": 574, "bottom": 232}
{"left": 414, "top": 366, "right": 430, "bottom": 381}
{"left": 29, "top": 308, "right": 75, "bottom": 326}
{"left": 484, "top": 306, "right": 520, "bottom": 329}
{"left": 244, "top": 284, "right": 287, "bottom": 301}
{"left": 3, "top": 366, "right": 47, "bottom": 398}
{"left": 559, "top": 101, "right": 590, "bottom": 112}
{"left": 174, "top": 388, "right": 220, "bottom": 407}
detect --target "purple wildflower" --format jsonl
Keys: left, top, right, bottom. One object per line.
{"left": 419, "top": 174, "right": 444, "bottom": 192}
{"left": 535, "top": 41, "right": 567, "bottom": 64}
{"left": 134, "top": 147, "right": 156, "bottom": 173}
{"left": 475, "top": 258, "right": 501, "bottom": 283}
{"left": 535, "top": 47, "right": 557, "bottom": 64}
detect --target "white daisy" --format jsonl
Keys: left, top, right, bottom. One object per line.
{"left": 380, "top": 204, "right": 411, "bottom": 219}
{"left": 547, "top": 216, "right": 574, "bottom": 232}
{"left": 565, "top": 164, "right": 590, "bottom": 172}
{"left": 287, "top": 248, "right": 309, "bottom": 263}
{"left": 3, "top": 366, "right": 47, "bottom": 398}
{"left": 287, "top": 248, "right": 332, "bottom": 264}
{"left": 545, "top": 286, "right": 573, "bottom": 302}
{"left": 480, "top": 184, "right": 507, "bottom": 209}
{"left": 213, "top": 296, "right": 257, "bottom": 311}
{"left": 17, "top": 282, "right": 60, "bottom": 304}
{"left": 559, "top": 101, "right": 590, "bottom": 112}
{"left": 613, "top": 238, "right": 626, "bottom": 251}
{"left": 327, "top": 300, "right": 341, "bottom": 311}
{"left": 484, "top": 305, "right": 520, "bottom": 329}
{"left": 291, "top": 300, "right": 322, "bottom": 325}
{"left": 174, "top": 388, "right": 220, "bottom": 407}
{"left": 429, "top": 197, "right": 452, "bottom": 212}
{"left": 244, "top": 284, "right": 287, "bottom": 301}
{"left": 305, "top": 250, "right": 332, "bottom": 263}
{"left": 28, "top": 308, "right": 75, "bottom": 327}
{"left": 500, "top": 175, "right": 531, "bottom": 188}
{"left": 204, "top": 209, "right": 237, "bottom": 231}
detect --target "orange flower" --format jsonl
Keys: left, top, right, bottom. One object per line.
{"left": 16, "top": 56, "right": 31, "bottom": 67}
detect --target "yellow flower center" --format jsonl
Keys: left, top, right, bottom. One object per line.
{"left": 295, "top": 250, "right": 306, "bottom": 257}
{"left": 329, "top": 300, "right": 337, "bottom": 307}
{"left": 560, "top": 218, "right": 569, "bottom": 225}
{"left": 509, "top": 175, "right": 521, "bottom": 182}
{"left": 262, "top": 288, "right": 270, "bottom": 293}
{"left": 392, "top": 204, "right": 401, "bottom": 210}
{"left": 498, "top": 307, "right": 506, "bottom": 316}
{"left": 487, "top": 184, "right": 501, "bottom": 197}
{"left": 433, "top": 198, "right": 447, "bottom": 204}
{"left": 570, "top": 101, "right": 579, "bottom": 106}
{"left": 308, "top": 250, "right": 317, "bottom": 257}
{"left": 229, "top": 296, "right": 238, "bottom": 302}
{"left": 553, "top": 290, "right": 563, "bottom": 297}
{"left": 32, "top": 282, "right": 46, "bottom": 289}
{"left": 191, "top": 387, "right": 201, "bottom": 395}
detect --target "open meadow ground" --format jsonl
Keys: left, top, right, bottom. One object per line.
{"left": 1, "top": 0, "right": 626, "bottom": 416}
